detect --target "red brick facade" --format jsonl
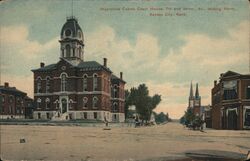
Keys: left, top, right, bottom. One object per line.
{"left": 211, "top": 71, "right": 250, "bottom": 130}
{"left": 0, "top": 83, "right": 33, "bottom": 119}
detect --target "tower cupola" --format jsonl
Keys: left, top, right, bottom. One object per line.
{"left": 59, "top": 16, "right": 84, "bottom": 60}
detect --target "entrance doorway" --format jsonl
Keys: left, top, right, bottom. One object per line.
{"left": 61, "top": 98, "right": 67, "bottom": 113}
{"left": 228, "top": 109, "right": 237, "bottom": 130}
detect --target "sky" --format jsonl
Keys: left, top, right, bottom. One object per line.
{"left": 0, "top": 0, "right": 249, "bottom": 119}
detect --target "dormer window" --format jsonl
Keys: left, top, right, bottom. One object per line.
{"left": 65, "top": 29, "right": 72, "bottom": 37}
{"left": 78, "top": 31, "right": 82, "bottom": 39}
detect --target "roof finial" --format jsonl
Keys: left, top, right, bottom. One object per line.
{"left": 71, "top": 0, "right": 74, "bottom": 17}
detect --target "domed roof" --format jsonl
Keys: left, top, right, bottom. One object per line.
{"left": 60, "top": 17, "right": 83, "bottom": 41}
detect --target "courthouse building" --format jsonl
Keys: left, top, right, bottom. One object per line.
{"left": 211, "top": 71, "right": 250, "bottom": 130}
{"left": 32, "top": 17, "right": 125, "bottom": 122}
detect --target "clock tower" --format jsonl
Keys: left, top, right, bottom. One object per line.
{"left": 59, "top": 16, "right": 84, "bottom": 61}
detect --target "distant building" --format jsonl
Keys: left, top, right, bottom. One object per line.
{"left": 0, "top": 82, "right": 33, "bottom": 119}
{"left": 200, "top": 105, "right": 212, "bottom": 128}
{"left": 31, "top": 17, "right": 125, "bottom": 122}
{"left": 188, "top": 82, "right": 201, "bottom": 116}
{"left": 211, "top": 71, "right": 250, "bottom": 130}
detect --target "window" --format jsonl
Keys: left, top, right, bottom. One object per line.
{"left": 93, "top": 97, "right": 98, "bottom": 108}
{"left": 2, "top": 95, "right": 5, "bottom": 103}
{"left": 79, "top": 46, "right": 82, "bottom": 57}
{"left": 46, "top": 113, "right": 50, "bottom": 119}
{"left": 37, "top": 98, "right": 41, "bottom": 109}
{"left": 16, "top": 106, "right": 20, "bottom": 114}
{"left": 246, "top": 86, "right": 250, "bottom": 99}
{"left": 114, "top": 85, "right": 118, "bottom": 98}
{"left": 46, "top": 77, "right": 50, "bottom": 93}
{"left": 69, "top": 99, "right": 73, "bottom": 110}
{"left": 66, "top": 44, "right": 71, "bottom": 57}
{"left": 112, "top": 103, "right": 118, "bottom": 112}
{"left": 45, "top": 98, "right": 50, "bottom": 109}
{"left": 78, "top": 31, "right": 82, "bottom": 39}
{"left": 9, "top": 106, "right": 12, "bottom": 114}
{"left": 83, "top": 97, "right": 88, "bottom": 108}
{"left": 84, "top": 112, "right": 87, "bottom": 119}
{"left": 38, "top": 113, "right": 41, "bottom": 119}
{"left": 94, "top": 112, "right": 97, "bottom": 119}
{"left": 83, "top": 75, "right": 88, "bottom": 91}
{"left": 9, "top": 96, "right": 14, "bottom": 103}
{"left": 37, "top": 78, "right": 42, "bottom": 93}
{"left": 65, "top": 29, "right": 71, "bottom": 37}
{"left": 61, "top": 74, "right": 67, "bottom": 92}
{"left": 93, "top": 74, "right": 98, "bottom": 91}
{"left": 223, "top": 80, "right": 238, "bottom": 100}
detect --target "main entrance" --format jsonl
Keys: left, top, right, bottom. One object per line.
{"left": 61, "top": 98, "right": 67, "bottom": 113}
{"left": 59, "top": 96, "right": 68, "bottom": 114}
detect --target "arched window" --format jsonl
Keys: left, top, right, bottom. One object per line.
{"left": 37, "top": 78, "right": 42, "bottom": 93}
{"left": 66, "top": 44, "right": 71, "bottom": 57}
{"left": 37, "top": 98, "right": 41, "bottom": 109}
{"left": 83, "top": 75, "right": 88, "bottom": 91}
{"left": 69, "top": 99, "right": 74, "bottom": 110}
{"left": 46, "top": 77, "right": 50, "bottom": 93}
{"left": 54, "top": 99, "right": 59, "bottom": 109}
{"left": 61, "top": 74, "right": 67, "bottom": 92}
{"left": 72, "top": 48, "right": 75, "bottom": 57}
{"left": 112, "top": 102, "right": 118, "bottom": 112}
{"left": 79, "top": 46, "right": 82, "bottom": 57}
{"left": 93, "top": 74, "right": 98, "bottom": 91}
{"left": 114, "top": 85, "right": 118, "bottom": 98}
{"left": 93, "top": 97, "right": 98, "bottom": 108}
{"left": 45, "top": 98, "right": 50, "bottom": 109}
{"left": 83, "top": 97, "right": 88, "bottom": 108}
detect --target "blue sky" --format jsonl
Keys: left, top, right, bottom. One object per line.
{"left": 1, "top": 0, "right": 249, "bottom": 118}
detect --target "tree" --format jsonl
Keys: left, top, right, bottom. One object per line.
{"left": 181, "top": 108, "right": 195, "bottom": 126}
{"left": 154, "top": 112, "right": 168, "bottom": 124}
{"left": 125, "top": 84, "right": 161, "bottom": 122}
{"left": 124, "top": 90, "right": 131, "bottom": 119}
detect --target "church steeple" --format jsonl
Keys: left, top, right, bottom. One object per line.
{"left": 59, "top": 17, "right": 84, "bottom": 61}
{"left": 195, "top": 83, "right": 200, "bottom": 99}
{"left": 189, "top": 81, "right": 194, "bottom": 99}
{"left": 188, "top": 81, "right": 194, "bottom": 108}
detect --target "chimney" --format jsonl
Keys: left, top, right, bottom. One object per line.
{"left": 214, "top": 80, "right": 217, "bottom": 86}
{"left": 103, "top": 58, "right": 107, "bottom": 67}
{"left": 4, "top": 82, "right": 9, "bottom": 88}
{"left": 40, "top": 62, "right": 45, "bottom": 68}
{"left": 120, "top": 72, "right": 123, "bottom": 80}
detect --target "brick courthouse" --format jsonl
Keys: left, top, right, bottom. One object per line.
{"left": 32, "top": 17, "right": 125, "bottom": 122}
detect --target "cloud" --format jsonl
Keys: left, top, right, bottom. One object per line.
{"left": 0, "top": 25, "right": 59, "bottom": 76}
{"left": 0, "top": 25, "right": 58, "bottom": 59}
